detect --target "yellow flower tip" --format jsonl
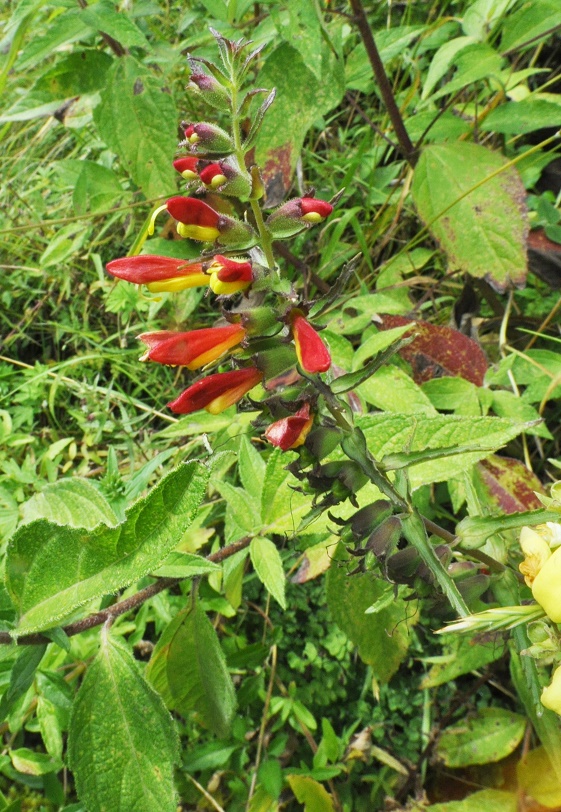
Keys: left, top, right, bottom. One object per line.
{"left": 176, "top": 223, "right": 220, "bottom": 242}
{"left": 539, "top": 522, "right": 561, "bottom": 549}
{"left": 301, "top": 211, "right": 324, "bottom": 224}
{"left": 207, "top": 174, "right": 227, "bottom": 189}
{"left": 188, "top": 133, "right": 200, "bottom": 144}
{"left": 541, "top": 665, "right": 561, "bottom": 715}
{"left": 181, "top": 170, "right": 198, "bottom": 180}
{"left": 519, "top": 526, "right": 552, "bottom": 586}
{"left": 148, "top": 204, "right": 168, "bottom": 236}
{"left": 209, "top": 274, "right": 251, "bottom": 295}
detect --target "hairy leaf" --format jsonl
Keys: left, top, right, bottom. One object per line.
{"left": 68, "top": 632, "right": 178, "bottom": 812}
{"left": 7, "top": 462, "right": 209, "bottom": 636}
{"left": 250, "top": 537, "right": 286, "bottom": 609}
{"left": 20, "top": 478, "right": 119, "bottom": 530}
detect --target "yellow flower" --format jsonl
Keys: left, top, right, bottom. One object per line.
{"left": 519, "top": 526, "right": 552, "bottom": 587}
{"left": 541, "top": 665, "right": 561, "bottom": 715}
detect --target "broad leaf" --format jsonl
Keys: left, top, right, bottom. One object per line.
{"left": 356, "top": 413, "right": 529, "bottom": 490}
{"left": 421, "top": 635, "right": 506, "bottom": 688}
{"left": 68, "top": 632, "right": 178, "bottom": 812}
{"left": 250, "top": 537, "right": 286, "bottom": 609}
{"left": 412, "top": 142, "right": 528, "bottom": 291}
{"left": 15, "top": 9, "right": 91, "bottom": 71}
{"left": 20, "top": 478, "right": 119, "bottom": 530}
{"left": 146, "top": 600, "right": 236, "bottom": 738}
{"left": 326, "top": 545, "right": 415, "bottom": 683}
{"left": 73, "top": 161, "right": 124, "bottom": 215}
{"left": 500, "top": 0, "right": 561, "bottom": 53}
{"left": 287, "top": 774, "right": 335, "bottom": 812}
{"left": 93, "top": 56, "right": 177, "bottom": 199}
{"left": 474, "top": 455, "right": 545, "bottom": 513}
{"left": 436, "top": 708, "right": 526, "bottom": 767}
{"left": 237, "top": 435, "right": 266, "bottom": 503}
{"left": 7, "top": 462, "right": 209, "bottom": 636}
{"left": 483, "top": 98, "right": 561, "bottom": 135}
{"left": 378, "top": 314, "right": 488, "bottom": 385}
{"left": 517, "top": 747, "right": 561, "bottom": 808}
{"left": 425, "top": 789, "right": 516, "bottom": 812}
{"left": 357, "top": 366, "right": 436, "bottom": 416}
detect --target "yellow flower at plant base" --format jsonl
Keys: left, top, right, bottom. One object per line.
{"left": 519, "top": 526, "right": 552, "bottom": 587}
{"left": 519, "top": 524, "right": 561, "bottom": 624}
{"left": 541, "top": 665, "right": 561, "bottom": 715}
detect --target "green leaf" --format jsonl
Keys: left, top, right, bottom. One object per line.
{"left": 356, "top": 413, "right": 529, "bottom": 490}
{"left": 421, "top": 635, "right": 506, "bottom": 688}
{"left": 500, "top": 0, "right": 561, "bottom": 53}
{"left": 73, "top": 161, "right": 124, "bottom": 215}
{"left": 425, "top": 789, "right": 516, "bottom": 812}
{"left": 412, "top": 142, "right": 528, "bottom": 292}
{"left": 80, "top": 0, "right": 150, "bottom": 50}
{"left": 326, "top": 545, "right": 414, "bottom": 683}
{"left": 282, "top": 0, "right": 325, "bottom": 81}
{"left": 287, "top": 774, "right": 335, "bottom": 812}
{"left": 238, "top": 435, "right": 266, "bottom": 503}
{"left": 436, "top": 708, "right": 526, "bottom": 767}
{"left": 68, "top": 631, "right": 179, "bottom": 812}
{"left": 255, "top": 42, "right": 344, "bottom": 203}
{"left": 20, "top": 478, "right": 119, "bottom": 530}
{"left": 250, "top": 537, "right": 286, "bottom": 609}
{"left": 146, "top": 600, "right": 236, "bottom": 738}
{"left": 0, "top": 645, "right": 47, "bottom": 720}
{"left": 151, "top": 551, "right": 220, "bottom": 579}
{"left": 357, "top": 366, "right": 436, "bottom": 416}
{"left": 16, "top": 9, "right": 91, "bottom": 71}
{"left": 260, "top": 449, "right": 314, "bottom": 535}
{"left": 421, "top": 35, "right": 477, "bottom": 99}
{"left": 10, "top": 748, "right": 61, "bottom": 776}
{"left": 482, "top": 98, "right": 561, "bottom": 135}
{"left": 7, "top": 462, "right": 209, "bottom": 636}
{"left": 36, "top": 49, "right": 113, "bottom": 98}
{"left": 456, "top": 508, "right": 560, "bottom": 548}
{"left": 93, "top": 56, "right": 177, "bottom": 199}
{"left": 215, "top": 479, "right": 260, "bottom": 540}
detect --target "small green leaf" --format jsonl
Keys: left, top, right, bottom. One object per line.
{"left": 93, "top": 56, "right": 177, "bottom": 198}
{"left": 238, "top": 435, "right": 266, "bottom": 502}
{"left": 436, "top": 708, "right": 526, "bottom": 767}
{"left": 10, "top": 748, "right": 61, "bottom": 776}
{"left": 287, "top": 774, "right": 335, "bottom": 812}
{"left": 73, "top": 161, "right": 124, "bottom": 215}
{"left": 250, "top": 537, "right": 286, "bottom": 609}
{"left": 412, "top": 142, "right": 528, "bottom": 292}
{"left": 0, "top": 645, "right": 47, "bottom": 720}
{"left": 500, "top": 0, "right": 561, "bottom": 52}
{"left": 151, "top": 551, "right": 221, "bottom": 579}
{"left": 7, "top": 462, "right": 209, "bottom": 636}
{"left": 146, "top": 600, "right": 236, "bottom": 738}
{"left": 68, "top": 632, "right": 179, "bottom": 812}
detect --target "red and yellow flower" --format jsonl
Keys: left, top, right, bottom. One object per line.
{"left": 168, "top": 367, "right": 263, "bottom": 414}
{"left": 206, "top": 255, "right": 253, "bottom": 295}
{"left": 291, "top": 311, "right": 331, "bottom": 374}
{"left": 106, "top": 255, "right": 209, "bottom": 293}
{"left": 138, "top": 324, "right": 246, "bottom": 371}
{"left": 265, "top": 403, "right": 314, "bottom": 451}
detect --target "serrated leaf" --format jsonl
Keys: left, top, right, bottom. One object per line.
{"left": 93, "top": 56, "right": 177, "bottom": 198}
{"left": 73, "top": 161, "right": 124, "bottom": 215}
{"left": 16, "top": 9, "right": 91, "bottom": 71}
{"left": 81, "top": 0, "right": 150, "bottom": 50}
{"left": 326, "top": 545, "right": 415, "bottom": 683}
{"left": 357, "top": 366, "right": 436, "bottom": 416}
{"left": 146, "top": 600, "right": 236, "bottom": 738}
{"left": 7, "top": 462, "right": 209, "bottom": 636}
{"left": 151, "top": 551, "right": 220, "bottom": 579}
{"left": 20, "top": 478, "right": 119, "bottom": 530}
{"left": 68, "top": 632, "right": 179, "bottom": 812}
{"left": 250, "top": 537, "right": 286, "bottom": 609}
{"left": 425, "top": 789, "right": 516, "bottom": 812}
{"left": 482, "top": 98, "right": 561, "bottom": 135}
{"left": 237, "top": 435, "right": 266, "bottom": 502}
{"left": 412, "top": 142, "right": 528, "bottom": 292}
{"left": 436, "top": 708, "right": 526, "bottom": 767}
{"left": 355, "top": 413, "right": 528, "bottom": 490}
{"left": 215, "top": 479, "right": 261, "bottom": 539}
{"left": 260, "top": 449, "right": 314, "bottom": 534}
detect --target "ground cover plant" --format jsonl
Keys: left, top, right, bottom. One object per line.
{"left": 1, "top": 0, "right": 561, "bottom": 809}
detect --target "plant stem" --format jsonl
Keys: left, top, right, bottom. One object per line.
{"left": 348, "top": 0, "right": 417, "bottom": 166}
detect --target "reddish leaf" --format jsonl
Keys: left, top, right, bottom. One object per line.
{"left": 379, "top": 314, "right": 488, "bottom": 385}
{"left": 475, "top": 455, "right": 545, "bottom": 513}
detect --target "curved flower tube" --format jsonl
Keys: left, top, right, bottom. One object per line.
{"left": 266, "top": 196, "right": 334, "bottom": 239}
{"left": 206, "top": 255, "right": 253, "bottom": 295}
{"left": 168, "top": 367, "right": 263, "bottom": 415}
{"left": 138, "top": 325, "right": 246, "bottom": 371}
{"left": 106, "top": 255, "right": 209, "bottom": 293}
{"left": 265, "top": 403, "right": 314, "bottom": 451}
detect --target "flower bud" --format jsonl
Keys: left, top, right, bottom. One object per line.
{"left": 168, "top": 367, "right": 263, "bottom": 415}
{"left": 265, "top": 403, "right": 314, "bottom": 451}
{"left": 188, "top": 71, "right": 231, "bottom": 111}
{"left": 266, "top": 197, "right": 334, "bottom": 239}
{"left": 291, "top": 311, "right": 331, "bottom": 374}
{"left": 541, "top": 665, "right": 561, "bottom": 715}
{"left": 182, "top": 122, "right": 234, "bottom": 154}
{"left": 206, "top": 255, "right": 253, "bottom": 295}
{"left": 138, "top": 324, "right": 246, "bottom": 370}
{"left": 519, "top": 526, "right": 552, "bottom": 587}
{"left": 173, "top": 157, "right": 200, "bottom": 180}
{"left": 531, "top": 545, "right": 561, "bottom": 623}
{"left": 166, "top": 197, "right": 255, "bottom": 247}
{"left": 198, "top": 157, "right": 252, "bottom": 198}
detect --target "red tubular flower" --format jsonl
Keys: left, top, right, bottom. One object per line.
{"left": 291, "top": 311, "right": 331, "bottom": 374}
{"left": 206, "top": 255, "right": 253, "bottom": 295}
{"left": 265, "top": 403, "right": 314, "bottom": 451}
{"left": 168, "top": 367, "right": 263, "bottom": 415}
{"left": 182, "top": 122, "right": 233, "bottom": 153}
{"left": 106, "top": 255, "right": 209, "bottom": 293}
{"left": 198, "top": 162, "right": 227, "bottom": 189}
{"left": 138, "top": 325, "right": 246, "bottom": 371}
{"left": 173, "top": 157, "right": 200, "bottom": 180}
{"left": 266, "top": 196, "right": 334, "bottom": 238}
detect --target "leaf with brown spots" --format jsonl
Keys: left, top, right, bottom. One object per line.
{"left": 475, "top": 455, "right": 545, "bottom": 513}
{"left": 411, "top": 142, "right": 528, "bottom": 292}
{"left": 379, "top": 314, "right": 488, "bottom": 385}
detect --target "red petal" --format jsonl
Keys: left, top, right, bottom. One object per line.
{"left": 167, "top": 197, "right": 220, "bottom": 228}
{"left": 106, "top": 255, "right": 203, "bottom": 283}
{"left": 300, "top": 198, "right": 333, "bottom": 218}
{"left": 168, "top": 367, "right": 261, "bottom": 414}
{"left": 292, "top": 314, "right": 331, "bottom": 373}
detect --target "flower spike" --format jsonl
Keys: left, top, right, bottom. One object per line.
{"left": 106, "top": 255, "right": 209, "bottom": 293}
{"left": 206, "top": 255, "right": 253, "bottom": 295}
{"left": 168, "top": 367, "right": 263, "bottom": 415}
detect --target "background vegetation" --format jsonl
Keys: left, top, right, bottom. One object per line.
{"left": 1, "top": 0, "right": 561, "bottom": 809}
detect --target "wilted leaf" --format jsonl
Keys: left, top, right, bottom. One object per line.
{"left": 411, "top": 142, "right": 528, "bottom": 292}
{"left": 517, "top": 747, "right": 561, "bottom": 808}
{"left": 378, "top": 314, "right": 488, "bottom": 385}
{"left": 474, "top": 455, "right": 545, "bottom": 513}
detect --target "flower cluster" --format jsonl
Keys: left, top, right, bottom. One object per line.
{"left": 106, "top": 32, "right": 335, "bottom": 451}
